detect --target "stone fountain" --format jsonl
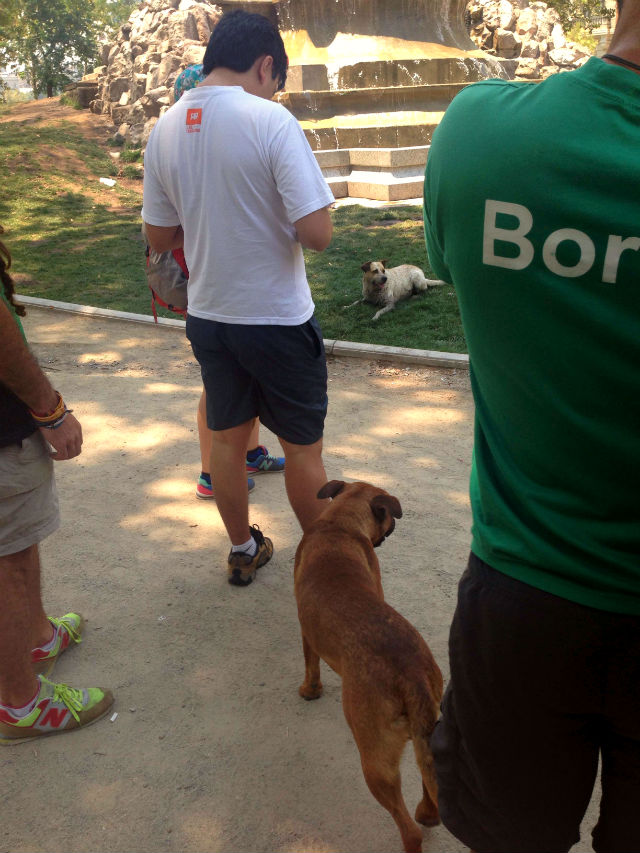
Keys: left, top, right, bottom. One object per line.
{"left": 83, "top": 0, "right": 505, "bottom": 201}
{"left": 219, "top": 0, "right": 504, "bottom": 200}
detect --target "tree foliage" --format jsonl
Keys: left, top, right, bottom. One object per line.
{"left": 548, "top": 0, "right": 615, "bottom": 31}
{"left": 94, "top": 0, "right": 140, "bottom": 36}
{"left": 0, "top": 0, "right": 137, "bottom": 98}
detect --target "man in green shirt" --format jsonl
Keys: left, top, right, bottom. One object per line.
{"left": 423, "top": 0, "right": 639, "bottom": 849}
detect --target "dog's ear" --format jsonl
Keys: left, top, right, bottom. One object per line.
{"left": 317, "top": 480, "right": 346, "bottom": 500}
{"left": 361, "top": 262, "right": 372, "bottom": 272}
{"left": 370, "top": 494, "right": 402, "bottom": 521}
{"left": 381, "top": 259, "right": 387, "bottom": 268}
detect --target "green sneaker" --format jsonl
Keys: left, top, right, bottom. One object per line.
{"left": 31, "top": 613, "right": 85, "bottom": 676}
{"left": 0, "top": 676, "right": 114, "bottom": 745}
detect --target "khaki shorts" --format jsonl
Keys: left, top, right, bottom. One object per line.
{"left": 0, "top": 432, "right": 60, "bottom": 557}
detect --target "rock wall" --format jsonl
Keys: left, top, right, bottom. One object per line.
{"left": 89, "top": 0, "right": 592, "bottom": 148}
{"left": 90, "top": 0, "right": 221, "bottom": 147}
{"left": 465, "top": 0, "right": 591, "bottom": 78}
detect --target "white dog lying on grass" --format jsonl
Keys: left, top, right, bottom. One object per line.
{"left": 344, "top": 260, "right": 446, "bottom": 321}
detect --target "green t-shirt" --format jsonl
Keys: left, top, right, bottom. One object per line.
{"left": 0, "top": 286, "right": 26, "bottom": 338}
{"left": 424, "top": 57, "right": 640, "bottom": 615}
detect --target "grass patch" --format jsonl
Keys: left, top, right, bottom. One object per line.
{"left": 0, "top": 106, "right": 466, "bottom": 351}
{"left": 308, "top": 206, "right": 465, "bottom": 353}
{"left": 59, "top": 93, "right": 84, "bottom": 110}
{"left": 120, "top": 147, "right": 142, "bottom": 163}
{"left": 120, "top": 164, "right": 143, "bottom": 179}
{"left": 0, "top": 118, "right": 172, "bottom": 315}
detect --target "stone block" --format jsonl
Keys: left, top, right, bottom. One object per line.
{"left": 314, "top": 149, "right": 350, "bottom": 169}
{"left": 498, "top": 0, "right": 516, "bottom": 30}
{"left": 109, "top": 76, "right": 130, "bottom": 101}
{"left": 325, "top": 177, "right": 348, "bottom": 198}
{"left": 349, "top": 146, "right": 428, "bottom": 169}
{"left": 286, "top": 65, "right": 329, "bottom": 93}
{"left": 111, "top": 104, "right": 131, "bottom": 125}
{"left": 516, "top": 6, "right": 537, "bottom": 35}
{"left": 494, "top": 27, "right": 522, "bottom": 58}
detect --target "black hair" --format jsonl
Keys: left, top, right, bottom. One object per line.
{"left": 202, "top": 10, "right": 288, "bottom": 91}
{"left": 0, "top": 227, "right": 25, "bottom": 317}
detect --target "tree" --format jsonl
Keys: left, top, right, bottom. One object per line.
{"left": 0, "top": 0, "right": 137, "bottom": 98}
{"left": 94, "top": 0, "right": 139, "bottom": 37}
{"left": 548, "top": 0, "right": 615, "bottom": 31}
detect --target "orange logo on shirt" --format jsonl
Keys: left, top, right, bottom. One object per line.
{"left": 186, "top": 108, "right": 202, "bottom": 133}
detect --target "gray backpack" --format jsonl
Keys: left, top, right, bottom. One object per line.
{"left": 142, "top": 224, "right": 188, "bottom": 320}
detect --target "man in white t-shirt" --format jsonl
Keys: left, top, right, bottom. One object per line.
{"left": 142, "top": 10, "right": 334, "bottom": 586}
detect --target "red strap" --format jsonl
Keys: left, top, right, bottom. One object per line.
{"left": 149, "top": 287, "right": 187, "bottom": 319}
{"left": 172, "top": 248, "right": 189, "bottom": 277}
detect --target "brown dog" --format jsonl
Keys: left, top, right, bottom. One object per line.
{"left": 344, "top": 260, "right": 445, "bottom": 321}
{"left": 294, "top": 480, "right": 443, "bottom": 853}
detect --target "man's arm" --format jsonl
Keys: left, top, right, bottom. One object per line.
{"left": 143, "top": 223, "right": 184, "bottom": 254}
{"left": 294, "top": 207, "right": 333, "bottom": 252}
{"left": 0, "top": 299, "right": 82, "bottom": 460}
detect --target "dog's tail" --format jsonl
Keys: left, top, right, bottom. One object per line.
{"left": 404, "top": 678, "right": 442, "bottom": 826}
{"left": 420, "top": 277, "right": 447, "bottom": 291}
{"left": 414, "top": 273, "right": 446, "bottom": 293}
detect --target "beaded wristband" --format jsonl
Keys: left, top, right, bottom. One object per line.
{"left": 39, "top": 408, "right": 74, "bottom": 430}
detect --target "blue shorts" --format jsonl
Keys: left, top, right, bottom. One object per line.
{"left": 186, "top": 315, "right": 328, "bottom": 445}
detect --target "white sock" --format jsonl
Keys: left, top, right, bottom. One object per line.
{"left": 231, "top": 536, "right": 257, "bottom": 557}
{"left": 36, "top": 620, "right": 56, "bottom": 652}
{"left": 0, "top": 683, "right": 40, "bottom": 719}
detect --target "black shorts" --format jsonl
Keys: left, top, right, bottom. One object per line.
{"left": 186, "top": 314, "right": 328, "bottom": 445}
{"left": 432, "top": 552, "right": 640, "bottom": 853}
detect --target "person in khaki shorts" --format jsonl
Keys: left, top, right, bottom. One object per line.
{"left": 0, "top": 229, "right": 114, "bottom": 744}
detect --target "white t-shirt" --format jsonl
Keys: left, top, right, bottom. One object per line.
{"left": 141, "top": 85, "right": 334, "bottom": 325}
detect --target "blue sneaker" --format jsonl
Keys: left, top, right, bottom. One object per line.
{"left": 246, "top": 445, "right": 285, "bottom": 475}
{"left": 196, "top": 475, "right": 255, "bottom": 500}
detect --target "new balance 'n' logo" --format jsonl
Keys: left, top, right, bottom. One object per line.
{"left": 38, "top": 706, "right": 69, "bottom": 728}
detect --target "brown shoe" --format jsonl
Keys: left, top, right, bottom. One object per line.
{"left": 227, "top": 525, "right": 274, "bottom": 587}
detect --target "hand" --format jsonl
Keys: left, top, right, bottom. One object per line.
{"left": 39, "top": 413, "right": 83, "bottom": 460}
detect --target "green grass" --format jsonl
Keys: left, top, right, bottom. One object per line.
{"left": 0, "top": 118, "right": 171, "bottom": 316}
{"left": 0, "top": 111, "right": 466, "bottom": 351}
{"left": 309, "top": 206, "right": 465, "bottom": 352}
{"left": 120, "top": 147, "right": 142, "bottom": 163}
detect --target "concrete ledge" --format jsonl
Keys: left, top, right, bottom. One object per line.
{"left": 314, "top": 149, "right": 351, "bottom": 168}
{"left": 326, "top": 176, "right": 349, "bottom": 197}
{"left": 349, "top": 146, "right": 429, "bottom": 168}
{"left": 324, "top": 338, "right": 468, "bottom": 368}
{"left": 313, "top": 145, "right": 430, "bottom": 201}
{"left": 347, "top": 175, "right": 425, "bottom": 201}
{"left": 17, "top": 295, "right": 468, "bottom": 369}
{"left": 16, "top": 295, "right": 186, "bottom": 329}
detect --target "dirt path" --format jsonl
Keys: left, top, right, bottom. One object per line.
{"left": 0, "top": 306, "right": 600, "bottom": 853}
{"left": 0, "top": 96, "right": 116, "bottom": 140}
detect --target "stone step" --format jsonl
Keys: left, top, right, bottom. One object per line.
{"left": 300, "top": 110, "right": 445, "bottom": 150}
{"left": 327, "top": 173, "right": 425, "bottom": 202}
{"left": 286, "top": 55, "right": 497, "bottom": 92}
{"left": 316, "top": 145, "right": 429, "bottom": 201}
{"left": 279, "top": 81, "right": 467, "bottom": 121}
{"left": 217, "top": 0, "right": 278, "bottom": 25}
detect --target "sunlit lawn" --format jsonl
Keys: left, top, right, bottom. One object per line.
{"left": 0, "top": 114, "right": 466, "bottom": 352}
